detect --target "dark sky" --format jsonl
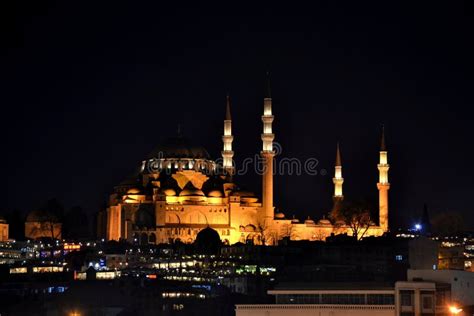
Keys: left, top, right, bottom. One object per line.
{"left": 2, "top": 2, "right": 473, "bottom": 229}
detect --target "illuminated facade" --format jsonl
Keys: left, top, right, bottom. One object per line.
{"left": 0, "top": 216, "right": 8, "bottom": 241}
{"left": 105, "top": 83, "right": 389, "bottom": 245}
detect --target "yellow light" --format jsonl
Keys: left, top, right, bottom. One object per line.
{"left": 449, "top": 305, "right": 462, "bottom": 315}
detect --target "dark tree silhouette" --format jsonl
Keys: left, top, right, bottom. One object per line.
{"left": 330, "top": 199, "right": 374, "bottom": 240}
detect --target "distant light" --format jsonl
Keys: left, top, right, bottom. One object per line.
{"left": 448, "top": 305, "right": 462, "bottom": 314}
{"left": 414, "top": 224, "right": 422, "bottom": 231}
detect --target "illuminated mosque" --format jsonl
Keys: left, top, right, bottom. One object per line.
{"left": 104, "top": 84, "right": 390, "bottom": 245}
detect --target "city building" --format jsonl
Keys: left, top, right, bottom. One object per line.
{"left": 408, "top": 269, "right": 474, "bottom": 309}
{"left": 235, "top": 281, "right": 439, "bottom": 316}
{"left": 103, "top": 82, "right": 389, "bottom": 245}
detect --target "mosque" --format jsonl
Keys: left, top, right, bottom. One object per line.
{"left": 103, "top": 84, "right": 390, "bottom": 245}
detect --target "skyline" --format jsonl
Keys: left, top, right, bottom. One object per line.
{"left": 2, "top": 2, "right": 473, "bottom": 229}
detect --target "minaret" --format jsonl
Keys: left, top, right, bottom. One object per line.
{"left": 222, "top": 95, "right": 234, "bottom": 177}
{"left": 377, "top": 126, "right": 390, "bottom": 232}
{"left": 261, "top": 74, "right": 275, "bottom": 221}
{"left": 332, "top": 142, "right": 344, "bottom": 210}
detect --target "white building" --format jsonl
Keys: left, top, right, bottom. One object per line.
{"left": 236, "top": 281, "right": 438, "bottom": 316}
{"left": 408, "top": 269, "right": 474, "bottom": 307}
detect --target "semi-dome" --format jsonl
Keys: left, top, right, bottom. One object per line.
{"left": 127, "top": 187, "right": 142, "bottom": 194}
{"left": 207, "top": 190, "right": 223, "bottom": 197}
{"left": 179, "top": 189, "right": 205, "bottom": 197}
{"left": 275, "top": 212, "right": 285, "bottom": 219}
{"left": 146, "top": 136, "right": 210, "bottom": 160}
{"left": 162, "top": 188, "right": 177, "bottom": 196}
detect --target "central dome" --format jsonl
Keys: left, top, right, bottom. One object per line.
{"left": 146, "top": 136, "right": 210, "bottom": 160}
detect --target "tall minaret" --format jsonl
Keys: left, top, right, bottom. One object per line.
{"left": 332, "top": 142, "right": 344, "bottom": 210}
{"left": 261, "top": 74, "right": 275, "bottom": 221}
{"left": 377, "top": 126, "right": 390, "bottom": 232}
{"left": 222, "top": 95, "right": 234, "bottom": 177}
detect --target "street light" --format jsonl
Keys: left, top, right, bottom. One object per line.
{"left": 449, "top": 305, "right": 462, "bottom": 315}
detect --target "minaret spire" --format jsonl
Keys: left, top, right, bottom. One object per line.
{"left": 377, "top": 125, "right": 390, "bottom": 232}
{"left": 332, "top": 142, "right": 344, "bottom": 210}
{"left": 335, "top": 142, "right": 342, "bottom": 167}
{"left": 261, "top": 72, "right": 275, "bottom": 232}
{"left": 222, "top": 95, "right": 234, "bottom": 177}
{"left": 225, "top": 95, "right": 232, "bottom": 120}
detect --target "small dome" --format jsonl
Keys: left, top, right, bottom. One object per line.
{"left": 275, "top": 212, "right": 285, "bottom": 219}
{"left": 0, "top": 215, "right": 6, "bottom": 223}
{"left": 207, "top": 190, "right": 223, "bottom": 197}
{"left": 179, "top": 189, "right": 205, "bottom": 197}
{"left": 162, "top": 188, "right": 177, "bottom": 196}
{"left": 291, "top": 217, "right": 300, "bottom": 224}
{"left": 304, "top": 216, "right": 315, "bottom": 225}
{"left": 318, "top": 218, "right": 332, "bottom": 225}
{"left": 241, "top": 197, "right": 258, "bottom": 203}
{"left": 127, "top": 187, "right": 142, "bottom": 194}
{"left": 335, "top": 220, "right": 346, "bottom": 226}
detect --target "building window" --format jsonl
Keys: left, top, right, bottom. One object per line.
{"left": 400, "top": 291, "right": 413, "bottom": 306}
{"left": 367, "top": 294, "right": 395, "bottom": 305}
{"left": 422, "top": 296, "right": 433, "bottom": 309}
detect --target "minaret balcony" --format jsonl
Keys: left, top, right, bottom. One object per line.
{"left": 261, "top": 115, "right": 274, "bottom": 123}
{"left": 261, "top": 133, "right": 275, "bottom": 141}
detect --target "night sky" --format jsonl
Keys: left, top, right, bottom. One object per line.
{"left": 2, "top": 2, "right": 473, "bottom": 229}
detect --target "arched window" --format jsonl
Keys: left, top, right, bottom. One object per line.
{"left": 149, "top": 233, "right": 156, "bottom": 244}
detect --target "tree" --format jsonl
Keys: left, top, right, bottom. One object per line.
{"left": 330, "top": 199, "right": 373, "bottom": 240}
{"left": 29, "top": 199, "right": 64, "bottom": 240}
{"left": 257, "top": 218, "right": 274, "bottom": 245}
